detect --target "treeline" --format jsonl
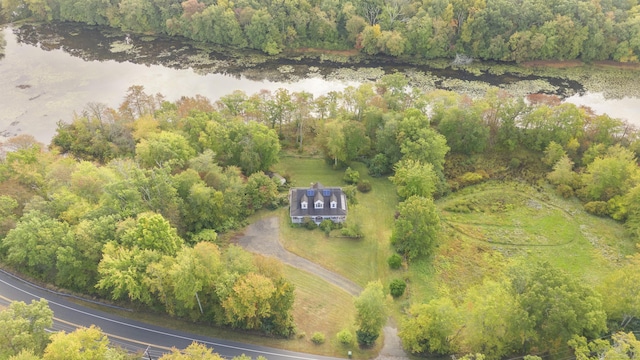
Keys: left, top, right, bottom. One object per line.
{"left": 1, "top": 0, "right": 640, "bottom": 62}
{"left": 0, "top": 299, "right": 264, "bottom": 359}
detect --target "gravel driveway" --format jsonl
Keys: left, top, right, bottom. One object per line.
{"left": 236, "top": 217, "right": 362, "bottom": 296}
{"left": 236, "top": 216, "right": 408, "bottom": 360}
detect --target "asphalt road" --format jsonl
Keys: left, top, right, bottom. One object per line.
{"left": 0, "top": 269, "right": 344, "bottom": 360}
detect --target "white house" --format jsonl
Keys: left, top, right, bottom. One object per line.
{"left": 289, "top": 182, "right": 347, "bottom": 224}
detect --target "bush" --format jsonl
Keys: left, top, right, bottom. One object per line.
{"left": 509, "top": 157, "right": 521, "bottom": 169}
{"left": 342, "top": 185, "right": 358, "bottom": 206}
{"left": 555, "top": 184, "right": 574, "bottom": 198}
{"left": 356, "top": 329, "right": 379, "bottom": 347}
{"left": 343, "top": 167, "right": 360, "bottom": 184}
{"left": 368, "top": 153, "right": 390, "bottom": 177}
{"left": 341, "top": 222, "right": 363, "bottom": 238}
{"left": 319, "top": 219, "right": 334, "bottom": 235}
{"left": 584, "top": 201, "right": 610, "bottom": 217}
{"left": 458, "top": 171, "right": 485, "bottom": 187}
{"left": 389, "top": 279, "right": 406, "bottom": 298}
{"left": 336, "top": 329, "right": 354, "bottom": 345}
{"left": 357, "top": 180, "right": 372, "bottom": 193}
{"left": 311, "top": 332, "right": 325, "bottom": 344}
{"left": 387, "top": 253, "right": 402, "bottom": 269}
{"left": 303, "top": 218, "right": 318, "bottom": 230}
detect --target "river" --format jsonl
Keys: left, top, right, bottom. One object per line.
{"left": 1, "top": 22, "right": 640, "bottom": 144}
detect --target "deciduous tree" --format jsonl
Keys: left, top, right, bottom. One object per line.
{"left": 400, "top": 297, "right": 461, "bottom": 355}
{"left": 354, "top": 281, "right": 388, "bottom": 346}
{"left": 0, "top": 299, "right": 53, "bottom": 359}
{"left": 43, "top": 325, "right": 110, "bottom": 360}
{"left": 391, "top": 196, "right": 441, "bottom": 260}
{"left": 390, "top": 159, "right": 437, "bottom": 199}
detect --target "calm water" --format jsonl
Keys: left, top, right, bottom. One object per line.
{"left": 0, "top": 25, "right": 360, "bottom": 143}
{"left": 1, "top": 23, "right": 639, "bottom": 144}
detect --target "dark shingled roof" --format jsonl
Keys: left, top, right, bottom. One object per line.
{"left": 290, "top": 182, "right": 347, "bottom": 217}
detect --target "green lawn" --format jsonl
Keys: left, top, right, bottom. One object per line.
{"left": 274, "top": 158, "right": 398, "bottom": 287}
{"left": 282, "top": 265, "right": 380, "bottom": 358}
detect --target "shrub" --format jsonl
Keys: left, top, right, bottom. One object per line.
{"left": 336, "top": 329, "right": 354, "bottom": 345}
{"left": 584, "top": 201, "right": 610, "bottom": 217}
{"left": 357, "top": 180, "right": 372, "bottom": 193}
{"left": 319, "top": 219, "right": 334, "bottom": 235}
{"left": 311, "top": 332, "right": 325, "bottom": 344}
{"left": 341, "top": 222, "right": 363, "bottom": 238}
{"left": 608, "top": 196, "right": 627, "bottom": 221}
{"left": 303, "top": 218, "right": 318, "bottom": 230}
{"left": 458, "top": 171, "right": 485, "bottom": 187}
{"left": 343, "top": 167, "right": 360, "bottom": 184}
{"left": 509, "top": 157, "right": 521, "bottom": 169}
{"left": 356, "top": 329, "right": 379, "bottom": 347}
{"left": 368, "top": 153, "right": 390, "bottom": 177}
{"left": 343, "top": 185, "right": 358, "bottom": 206}
{"left": 389, "top": 279, "right": 406, "bottom": 298}
{"left": 387, "top": 253, "right": 402, "bottom": 269}
{"left": 555, "top": 184, "right": 574, "bottom": 198}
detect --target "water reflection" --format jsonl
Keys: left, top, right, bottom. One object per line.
{"left": 1, "top": 24, "right": 360, "bottom": 143}
{"left": 1, "top": 22, "right": 639, "bottom": 143}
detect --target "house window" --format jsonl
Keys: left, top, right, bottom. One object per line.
{"left": 315, "top": 201, "right": 323, "bottom": 209}
{"left": 301, "top": 201, "right": 308, "bottom": 209}
{"left": 330, "top": 201, "right": 337, "bottom": 209}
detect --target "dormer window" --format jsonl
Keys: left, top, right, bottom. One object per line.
{"left": 331, "top": 201, "right": 337, "bottom": 209}
{"left": 314, "top": 188, "right": 324, "bottom": 209}
{"left": 301, "top": 201, "right": 308, "bottom": 209}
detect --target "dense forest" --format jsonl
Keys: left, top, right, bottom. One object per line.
{"left": 1, "top": 0, "right": 640, "bottom": 62}
{"left": 2, "top": 78, "right": 640, "bottom": 358}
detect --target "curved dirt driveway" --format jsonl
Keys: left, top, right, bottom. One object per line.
{"left": 236, "top": 217, "right": 409, "bottom": 360}
{"left": 236, "top": 217, "right": 362, "bottom": 296}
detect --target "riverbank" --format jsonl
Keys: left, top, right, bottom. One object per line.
{"left": 1, "top": 22, "right": 640, "bottom": 145}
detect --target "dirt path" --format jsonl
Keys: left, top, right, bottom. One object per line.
{"left": 236, "top": 217, "right": 408, "bottom": 360}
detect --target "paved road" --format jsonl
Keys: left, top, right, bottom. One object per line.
{"left": 0, "top": 269, "right": 343, "bottom": 360}
{"left": 237, "top": 217, "right": 363, "bottom": 296}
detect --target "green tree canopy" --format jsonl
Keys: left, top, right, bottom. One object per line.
{"left": 391, "top": 195, "right": 441, "bottom": 260}
{"left": 580, "top": 145, "right": 639, "bottom": 201}
{"left": 2, "top": 210, "right": 73, "bottom": 281}
{"left": 512, "top": 262, "right": 607, "bottom": 355}
{"left": 119, "top": 212, "right": 184, "bottom": 255}
{"left": 136, "top": 131, "right": 195, "bottom": 170}
{"left": 354, "top": 281, "right": 388, "bottom": 346}
{"left": 399, "top": 297, "right": 461, "bottom": 355}
{"left": 0, "top": 299, "right": 53, "bottom": 359}
{"left": 389, "top": 159, "right": 437, "bottom": 199}
{"left": 43, "top": 325, "right": 110, "bottom": 360}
